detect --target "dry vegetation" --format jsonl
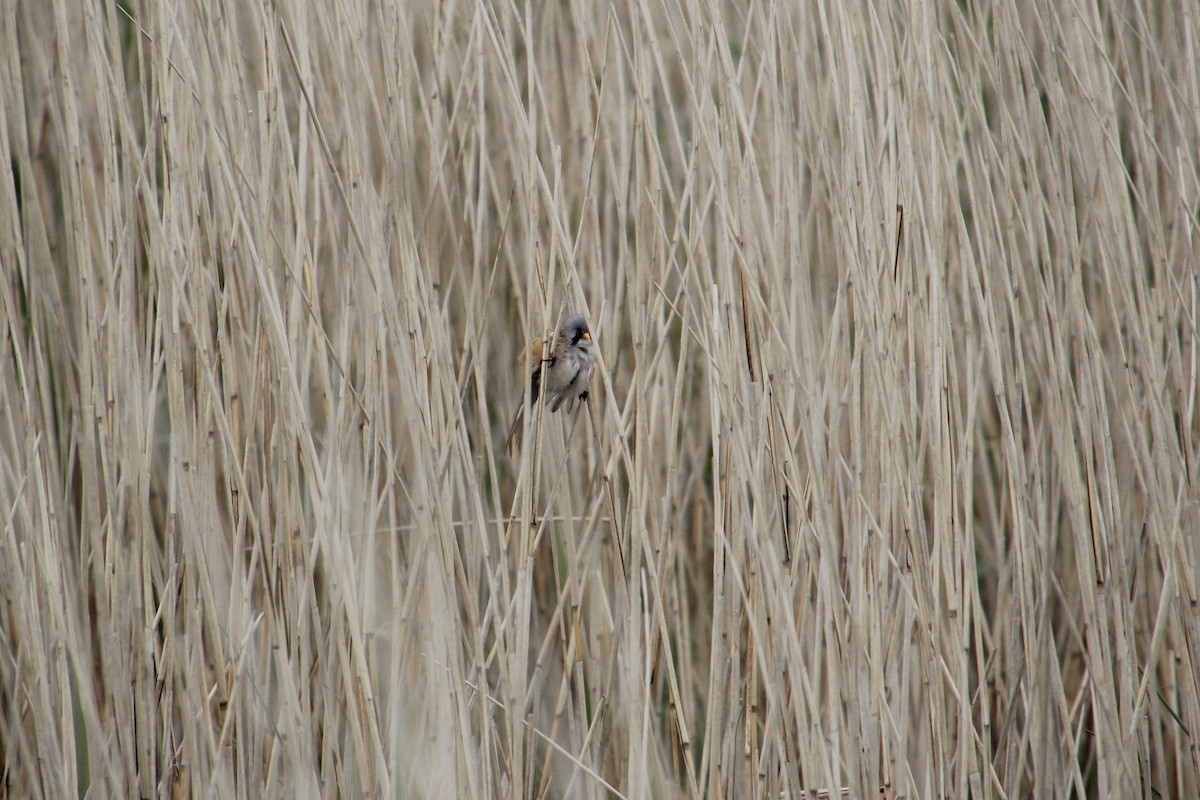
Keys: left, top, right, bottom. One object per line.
{"left": 3, "top": 0, "right": 1199, "bottom": 797}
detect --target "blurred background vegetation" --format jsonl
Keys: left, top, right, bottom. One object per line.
{"left": 2, "top": 1, "right": 1198, "bottom": 797}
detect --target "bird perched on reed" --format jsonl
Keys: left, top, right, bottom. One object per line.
{"left": 505, "top": 314, "right": 596, "bottom": 454}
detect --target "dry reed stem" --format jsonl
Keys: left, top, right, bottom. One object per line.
{"left": 1, "top": 0, "right": 1198, "bottom": 797}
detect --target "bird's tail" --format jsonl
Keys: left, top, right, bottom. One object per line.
{"left": 505, "top": 401, "right": 527, "bottom": 455}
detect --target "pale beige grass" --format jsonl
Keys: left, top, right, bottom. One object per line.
{"left": 1, "top": 0, "right": 1198, "bottom": 798}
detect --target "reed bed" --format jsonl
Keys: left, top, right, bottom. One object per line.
{"left": 2, "top": 0, "right": 1198, "bottom": 797}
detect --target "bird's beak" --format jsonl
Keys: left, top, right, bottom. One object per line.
{"left": 582, "top": 331, "right": 591, "bottom": 340}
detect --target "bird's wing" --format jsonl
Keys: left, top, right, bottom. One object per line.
{"left": 521, "top": 335, "right": 546, "bottom": 368}
{"left": 521, "top": 333, "right": 555, "bottom": 404}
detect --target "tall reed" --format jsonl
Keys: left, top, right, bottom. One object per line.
{"left": 2, "top": 1, "right": 1197, "bottom": 797}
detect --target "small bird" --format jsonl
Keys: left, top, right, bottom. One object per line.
{"left": 505, "top": 314, "right": 597, "bottom": 454}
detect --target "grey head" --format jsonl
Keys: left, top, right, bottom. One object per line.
{"left": 559, "top": 314, "right": 593, "bottom": 349}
